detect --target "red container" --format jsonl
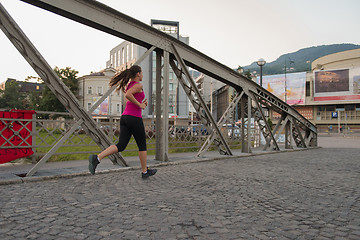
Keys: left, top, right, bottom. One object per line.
{"left": 0, "top": 110, "right": 36, "bottom": 164}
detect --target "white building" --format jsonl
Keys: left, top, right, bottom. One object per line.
{"left": 78, "top": 68, "right": 123, "bottom": 117}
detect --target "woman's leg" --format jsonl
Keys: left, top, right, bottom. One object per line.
{"left": 124, "top": 116, "right": 156, "bottom": 177}
{"left": 138, "top": 150, "right": 147, "bottom": 173}
{"left": 100, "top": 116, "right": 132, "bottom": 161}
{"left": 127, "top": 116, "right": 152, "bottom": 174}
{"left": 98, "top": 145, "right": 118, "bottom": 161}
{"left": 89, "top": 117, "right": 131, "bottom": 175}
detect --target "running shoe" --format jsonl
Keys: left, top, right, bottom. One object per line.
{"left": 141, "top": 167, "right": 157, "bottom": 178}
{"left": 88, "top": 155, "right": 99, "bottom": 175}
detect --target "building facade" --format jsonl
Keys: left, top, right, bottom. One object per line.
{"left": 0, "top": 78, "right": 43, "bottom": 93}
{"left": 78, "top": 68, "right": 123, "bottom": 118}
{"left": 259, "top": 49, "right": 360, "bottom": 132}
{"left": 307, "top": 48, "right": 360, "bottom": 132}
{"left": 211, "top": 49, "right": 360, "bottom": 133}
{"left": 106, "top": 20, "right": 190, "bottom": 118}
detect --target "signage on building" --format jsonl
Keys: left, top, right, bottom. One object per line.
{"left": 92, "top": 97, "right": 109, "bottom": 115}
{"left": 273, "top": 106, "right": 313, "bottom": 120}
{"left": 332, "top": 112, "right": 338, "bottom": 118}
{"left": 314, "top": 67, "right": 360, "bottom": 101}
{"left": 257, "top": 72, "right": 307, "bottom": 105}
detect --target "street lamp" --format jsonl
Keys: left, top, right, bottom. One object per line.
{"left": 256, "top": 58, "right": 266, "bottom": 87}
{"left": 284, "top": 58, "right": 294, "bottom": 103}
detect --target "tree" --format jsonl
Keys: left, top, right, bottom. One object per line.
{"left": 36, "top": 66, "right": 79, "bottom": 113}
{"left": 0, "top": 80, "right": 26, "bottom": 109}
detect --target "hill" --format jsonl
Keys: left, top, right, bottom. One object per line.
{"left": 242, "top": 43, "right": 360, "bottom": 75}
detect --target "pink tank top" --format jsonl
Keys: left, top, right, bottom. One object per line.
{"left": 122, "top": 81, "right": 145, "bottom": 118}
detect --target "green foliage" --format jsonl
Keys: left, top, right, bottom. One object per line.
{"left": 0, "top": 80, "right": 27, "bottom": 109}
{"left": 0, "top": 67, "right": 79, "bottom": 113}
{"left": 35, "top": 67, "right": 79, "bottom": 113}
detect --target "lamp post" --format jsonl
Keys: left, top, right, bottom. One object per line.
{"left": 284, "top": 57, "right": 294, "bottom": 103}
{"left": 256, "top": 58, "right": 266, "bottom": 87}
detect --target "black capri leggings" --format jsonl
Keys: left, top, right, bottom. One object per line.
{"left": 116, "top": 115, "right": 147, "bottom": 152}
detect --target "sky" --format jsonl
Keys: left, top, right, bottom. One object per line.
{"left": 1, "top": 0, "right": 359, "bottom": 83}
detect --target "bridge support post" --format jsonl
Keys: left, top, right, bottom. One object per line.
{"left": 155, "top": 50, "right": 169, "bottom": 161}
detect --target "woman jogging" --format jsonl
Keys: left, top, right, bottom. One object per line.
{"left": 88, "top": 65, "right": 157, "bottom": 178}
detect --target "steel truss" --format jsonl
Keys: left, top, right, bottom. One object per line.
{"left": 0, "top": 0, "right": 317, "bottom": 176}
{"left": 169, "top": 44, "right": 232, "bottom": 156}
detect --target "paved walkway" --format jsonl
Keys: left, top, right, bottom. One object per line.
{"left": 0, "top": 136, "right": 359, "bottom": 239}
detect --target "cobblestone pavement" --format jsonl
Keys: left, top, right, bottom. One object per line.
{"left": 1, "top": 147, "right": 360, "bottom": 240}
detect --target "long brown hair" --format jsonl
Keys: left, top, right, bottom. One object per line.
{"left": 109, "top": 65, "right": 142, "bottom": 92}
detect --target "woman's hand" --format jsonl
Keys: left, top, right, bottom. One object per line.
{"left": 139, "top": 99, "right": 148, "bottom": 110}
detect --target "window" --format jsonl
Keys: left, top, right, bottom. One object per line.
{"left": 317, "top": 106, "right": 325, "bottom": 111}
{"left": 97, "top": 86, "right": 103, "bottom": 95}
{"left": 345, "top": 105, "right": 355, "bottom": 111}
{"left": 306, "top": 81, "right": 310, "bottom": 96}
{"left": 87, "top": 103, "right": 91, "bottom": 111}
{"left": 110, "top": 55, "right": 113, "bottom": 67}
{"left": 87, "top": 87, "right": 92, "bottom": 94}
{"left": 117, "top": 104, "right": 120, "bottom": 112}
{"left": 131, "top": 43, "right": 134, "bottom": 59}
{"left": 117, "top": 50, "right": 120, "bottom": 66}
{"left": 121, "top": 48, "right": 125, "bottom": 64}
{"left": 336, "top": 105, "right": 344, "bottom": 111}
{"left": 126, "top": 45, "right": 129, "bottom": 62}
{"left": 169, "top": 95, "right": 173, "bottom": 105}
{"left": 326, "top": 105, "right": 335, "bottom": 111}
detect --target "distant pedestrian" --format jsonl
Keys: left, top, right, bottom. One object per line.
{"left": 88, "top": 65, "right": 157, "bottom": 178}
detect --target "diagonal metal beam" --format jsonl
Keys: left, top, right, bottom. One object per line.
{"left": 0, "top": 3, "right": 124, "bottom": 167}
{"left": 251, "top": 92, "right": 280, "bottom": 151}
{"left": 0, "top": 3, "right": 157, "bottom": 176}
{"left": 198, "top": 91, "right": 244, "bottom": 156}
{"left": 169, "top": 43, "right": 232, "bottom": 156}
{"left": 264, "top": 112, "right": 287, "bottom": 149}
{"left": 270, "top": 114, "right": 291, "bottom": 150}
{"left": 291, "top": 118, "right": 307, "bottom": 148}
{"left": 25, "top": 47, "right": 155, "bottom": 176}
{"left": 91, "top": 46, "right": 156, "bottom": 113}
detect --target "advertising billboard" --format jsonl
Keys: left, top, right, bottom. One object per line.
{"left": 257, "top": 72, "right": 306, "bottom": 105}
{"left": 314, "top": 67, "right": 360, "bottom": 101}
{"left": 92, "top": 96, "right": 109, "bottom": 115}
{"left": 315, "top": 69, "right": 349, "bottom": 93}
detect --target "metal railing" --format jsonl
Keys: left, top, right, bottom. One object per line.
{"left": 0, "top": 110, "right": 260, "bottom": 162}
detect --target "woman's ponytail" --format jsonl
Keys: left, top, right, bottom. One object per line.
{"left": 110, "top": 65, "right": 142, "bottom": 92}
